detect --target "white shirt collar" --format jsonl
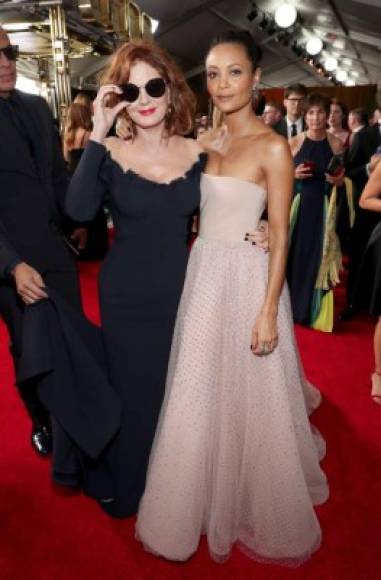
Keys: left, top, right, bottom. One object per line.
{"left": 286, "top": 116, "right": 303, "bottom": 137}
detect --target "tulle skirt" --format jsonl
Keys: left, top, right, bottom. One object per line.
{"left": 136, "top": 237, "right": 329, "bottom": 566}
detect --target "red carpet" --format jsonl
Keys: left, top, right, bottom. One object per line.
{"left": 1, "top": 262, "right": 380, "bottom": 580}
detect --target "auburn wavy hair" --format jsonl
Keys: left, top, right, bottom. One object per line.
{"left": 101, "top": 40, "right": 196, "bottom": 137}
{"left": 63, "top": 103, "right": 93, "bottom": 149}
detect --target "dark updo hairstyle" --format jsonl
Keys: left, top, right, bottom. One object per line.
{"left": 207, "top": 30, "right": 262, "bottom": 69}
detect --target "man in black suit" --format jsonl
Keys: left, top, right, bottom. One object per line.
{"left": 340, "top": 107, "right": 381, "bottom": 319}
{"left": 273, "top": 83, "right": 307, "bottom": 139}
{"left": 0, "top": 27, "right": 82, "bottom": 455}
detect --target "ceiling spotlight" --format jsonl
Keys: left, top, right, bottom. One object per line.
{"left": 306, "top": 37, "right": 323, "bottom": 56}
{"left": 151, "top": 19, "right": 159, "bottom": 34}
{"left": 247, "top": 2, "right": 259, "bottom": 22}
{"left": 336, "top": 69, "right": 348, "bottom": 82}
{"left": 274, "top": 3, "right": 298, "bottom": 28}
{"left": 343, "top": 57, "right": 353, "bottom": 67}
{"left": 324, "top": 56, "right": 338, "bottom": 72}
{"left": 345, "top": 79, "right": 355, "bottom": 87}
{"left": 351, "top": 70, "right": 360, "bottom": 78}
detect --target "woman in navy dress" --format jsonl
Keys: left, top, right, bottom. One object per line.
{"left": 288, "top": 94, "right": 344, "bottom": 331}
{"left": 65, "top": 41, "right": 205, "bottom": 517}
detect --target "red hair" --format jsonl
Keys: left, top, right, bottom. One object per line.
{"left": 101, "top": 40, "right": 195, "bottom": 136}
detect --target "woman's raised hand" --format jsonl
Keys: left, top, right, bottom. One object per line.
{"left": 91, "top": 85, "right": 129, "bottom": 143}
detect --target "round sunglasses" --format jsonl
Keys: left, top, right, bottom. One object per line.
{"left": 0, "top": 45, "right": 19, "bottom": 61}
{"left": 119, "top": 77, "right": 167, "bottom": 103}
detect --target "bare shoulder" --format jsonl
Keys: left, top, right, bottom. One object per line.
{"left": 327, "top": 131, "right": 344, "bottom": 154}
{"left": 251, "top": 130, "right": 291, "bottom": 161}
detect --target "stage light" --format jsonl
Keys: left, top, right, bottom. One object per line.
{"left": 306, "top": 37, "right": 323, "bottom": 56}
{"left": 324, "top": 56, "right": 338, "bottom": 72}
{"left": 351, "top": 70, "right": 360, "bottom": 78}
{"left": 151, "top": 19, "right": 159, "bottom": 33}
{"left": 345, "top": 79, "right": 355, "bottom": 87}
{"left": 274, "top": 3, "right": 298, "bottom": 28}
{"left": 336, "top": 69, "right": 348, "bottom": 82}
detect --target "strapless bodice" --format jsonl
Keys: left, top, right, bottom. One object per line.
{"left": 199, "top": 174, "right": 267, "bottom": 243}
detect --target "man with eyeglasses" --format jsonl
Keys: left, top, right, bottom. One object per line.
{"left": 273, "top": 83, "right": 308, "bottom": 139}
{"left": 0, "top": 27, "right": 82, "bottom": 461}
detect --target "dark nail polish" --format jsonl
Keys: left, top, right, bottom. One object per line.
{"left": 252, "top": 241, "right": 256, "bottom": 245}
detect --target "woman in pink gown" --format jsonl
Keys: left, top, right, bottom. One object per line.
{"left": 136, "top": 30, "right": 329, "bottom": 566}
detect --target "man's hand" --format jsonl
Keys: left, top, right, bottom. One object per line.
{"left": 70, "top": 227, "right": 88, "bottom": 251}
{"left": 11, "top": 262, "right": 47, "bottom": 304}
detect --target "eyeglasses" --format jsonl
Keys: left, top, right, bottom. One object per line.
{"left": 286, "top": 97, "right": 305, "bottom": 103}
{"left": 119, "top": 77, "right": 167, "bottom": 103}
{"left": 0, "top": 45, "right": 19, "bottom": 61}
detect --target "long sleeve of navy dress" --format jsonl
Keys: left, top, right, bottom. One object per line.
{"left": 66, "top": 140, "right": 204, "bottom": 516}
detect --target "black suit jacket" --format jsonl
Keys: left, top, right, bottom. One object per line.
{"left": 0, "top": 90, "right": 72, "bottom": 278}
{"left": 273, "top": 117, "right": 307, "bottom": 139}
{"left": 346, "top": 125, "right": 380, "bottom": 199}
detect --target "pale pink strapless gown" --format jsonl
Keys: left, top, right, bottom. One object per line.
{"left": 136, "top": 174, "right": 329, "bottom": 565}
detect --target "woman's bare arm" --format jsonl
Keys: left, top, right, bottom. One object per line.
{"left": 263, "top": 135, "right": 294, "bottom": 313}
{"left": 251, "top": 135, "right": 294, "bottom": 355}
{"left": 359, "top": 160, "right": 381, "bottom": 212}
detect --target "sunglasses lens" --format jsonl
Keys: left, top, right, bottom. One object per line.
{"left": 1, "top": 45, "right": 18, "bottom": 61}
{"left": 146, "top": 78, "right": 166, "bottom": 98}
{"left": 121, "top": 84, "right": 139, "bottom": 103}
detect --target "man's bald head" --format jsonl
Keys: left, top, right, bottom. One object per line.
{"left": 0, "top": 26, "right": 17, "bottom": 97}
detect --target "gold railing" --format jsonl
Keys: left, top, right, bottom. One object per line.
{"left": 78, "top": 0, "right": 153, "bottom": 39}
{"left": 49, "top": 4, "right": 71, "bottom": 129}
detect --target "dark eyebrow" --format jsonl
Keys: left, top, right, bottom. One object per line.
{"left": 206, "top": 63, "right": 243, "bottom": 70}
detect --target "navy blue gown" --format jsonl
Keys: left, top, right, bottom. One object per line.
{"left": 66, "top": 141, "right": 204, "bottom": 516}
{"left": 287, "top": 136, "right": 333, "bottom": 326}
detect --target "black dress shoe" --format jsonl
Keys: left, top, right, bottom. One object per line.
{"left": 338, "top": 305, "right": 355, "bottom": 322}
{"left": 31, "top": 425, "right": 52, "bottom": 456}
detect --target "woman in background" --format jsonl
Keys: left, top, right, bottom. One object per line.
{"left": 328, "top": 99, "right": 350, "bottom": 147}
{"left": 288, "top": 94, "right": 345, "bottom": 332}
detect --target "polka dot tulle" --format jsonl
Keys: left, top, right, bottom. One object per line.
{"left": 136, "top": 177, "right": 329, "bottom": 565}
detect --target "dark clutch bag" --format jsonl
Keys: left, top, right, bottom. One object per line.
{"left": 326, "top": 154, "right": 344, "bottom": 176}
